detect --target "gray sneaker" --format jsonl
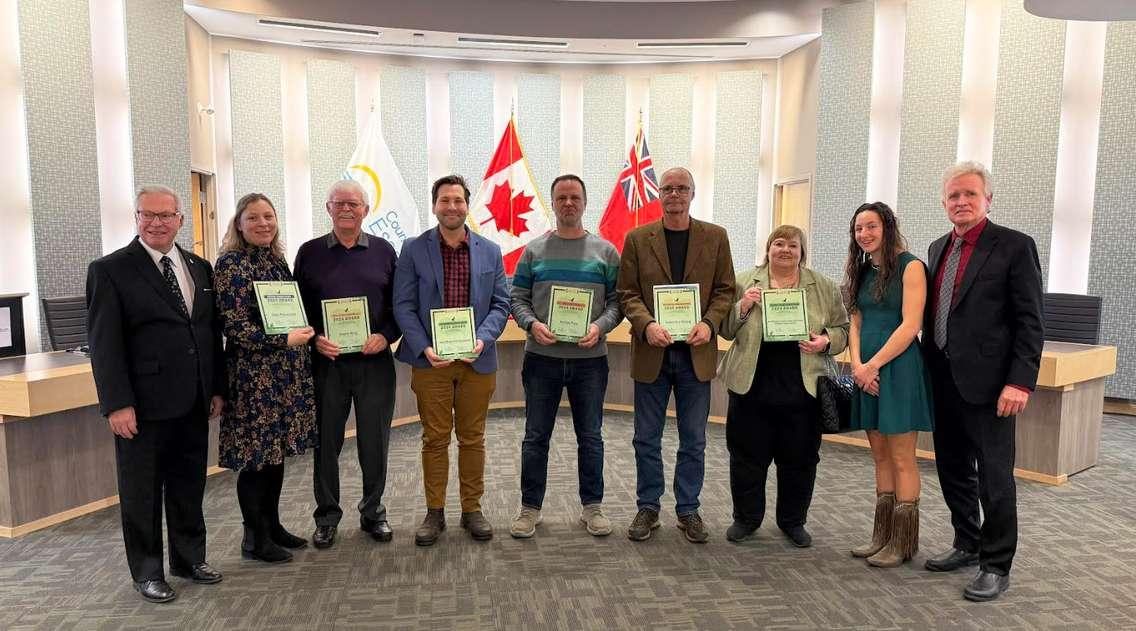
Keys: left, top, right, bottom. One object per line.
{"left": 677, "top": 512, "right": 709, "bottom": 544}
{"left": 509, "top": 506, "right": 542, "bottom": 539}
{"left": 579, "top": 504, "right": 613, "bottom": 536}
{"left": 627, "top": 507, "right": 660, "bottom": 541}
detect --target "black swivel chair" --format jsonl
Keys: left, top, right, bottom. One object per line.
{"left": 1043, "top": 293, "right": 1102, "bottom": 345}
{"left": 41, "top": 295, "right": 89, "bottom": 351}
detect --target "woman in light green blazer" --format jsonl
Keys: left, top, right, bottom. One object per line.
{"left": 718, "top": 225, "right": 849, "bottom": 546}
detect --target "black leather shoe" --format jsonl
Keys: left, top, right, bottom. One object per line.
{"left": 170, "top": 562, "right": 223, "bottom": 585}
{"left": 371, "top": 520, "right": 393, "bottom": 543}
{"left": 361, "top": 516, "right": 394, "bottom": 542}
{"left": 725, "top": 522, "right": 758, "bottom": 542}
{"left": 964, "top": 570, "right": 1010, "bottom": 602}
{"left": 312, "top": 525, "right": 337, "bottom": 549}
{"left": 781, "top": 525, "right": 813, "bottom": 548}
{"left": 133, "top": 579, "right": 176, "bottom": 603}
{"left": 924, "top": 547, "right": 979, "bottom": 572}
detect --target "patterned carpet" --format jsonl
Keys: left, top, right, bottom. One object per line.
{"left": 1, "top": 410, "right": 1135, "bottom": 630}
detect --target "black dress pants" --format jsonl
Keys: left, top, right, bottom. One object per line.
{"left": 312, "top": 350, "right": 396, "bottom": 527}
{"left": 931, "top": 364, "right": 1018, "bottom": 575}
{"left": 114, "top": 404, "right": 209, "bottom": 582}
{"left": 726, "top": 391, "right": 821, "bottom": 530}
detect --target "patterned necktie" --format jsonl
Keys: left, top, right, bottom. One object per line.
{"left": 160, "top": 255, "right": 190, "bottom": 318}
{"left": 933, "top": 236, "right": 964, "bottom": 349}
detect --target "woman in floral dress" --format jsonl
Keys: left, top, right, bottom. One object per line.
{"left": 215, "top": 193, "right": 316, "bottom": 564}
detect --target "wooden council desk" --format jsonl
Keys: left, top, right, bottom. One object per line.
{"left": 0, "top": 325, "right": 1115, "bottom": 537}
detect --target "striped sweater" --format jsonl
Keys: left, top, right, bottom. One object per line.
{"left": 510, "top": 232, "right": 623, "bottom": 358}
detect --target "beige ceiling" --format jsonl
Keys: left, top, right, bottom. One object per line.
{"left": 185, "top": 0, "right": 845, "bottom": 63}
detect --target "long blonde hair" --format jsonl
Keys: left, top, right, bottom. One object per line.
{"left": 221, "top": 193, "right": 286, "bottom": 260}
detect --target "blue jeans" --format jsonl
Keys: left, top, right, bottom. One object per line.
{"left": 633, "top": 345, "right": 711, "bottom": 516}
{"left": 520, "top": 352, "right": 608, "bottom": 509}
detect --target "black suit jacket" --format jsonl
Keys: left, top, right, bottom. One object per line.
{"left": 922, "top": 220, "right": 1044, "bottom": 405}
{"left": 86, "top": 237, "right": 225, "bottom": 420}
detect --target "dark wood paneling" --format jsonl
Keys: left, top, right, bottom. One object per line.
{"left": 2, "top": 406, "right": 116, "bottom": 526}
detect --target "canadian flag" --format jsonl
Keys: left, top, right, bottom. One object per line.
{"left": 468, "top": 117, "right": 552, "bottom": 275}
{"left": 598, "top": 124, "right": 663, "bottom": 253}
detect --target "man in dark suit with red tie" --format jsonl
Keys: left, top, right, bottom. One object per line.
{"left": 921, "top": 162, "right": 1044, "bottom": 602}
{"left": 87, "top": 185, "right": 226, "bottom": 603}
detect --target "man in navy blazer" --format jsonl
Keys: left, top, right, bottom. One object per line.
{"left": 393, "top": 174, "right": 510, "bottom": 546}
{"left": 921, "top": 162, "right": 1044, "bottom": 602}
{"left": 86, "top": 186, "right": 225, "bottom": 603}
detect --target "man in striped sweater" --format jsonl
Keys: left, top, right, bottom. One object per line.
{"left": 508, "top": 174, "right": 623, "bottom": 539}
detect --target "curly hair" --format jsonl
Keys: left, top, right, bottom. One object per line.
{"left": 843, "top": 201, "right": 908, "bottom": 311}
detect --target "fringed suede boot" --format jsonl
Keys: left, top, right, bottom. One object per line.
{"left": 866, "top": 499, "right": 919, "bottom": 568}
{"left": 851, "top": 492, "right": 895, "bottom": 558}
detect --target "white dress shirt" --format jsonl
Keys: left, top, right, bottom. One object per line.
{"left": 138, "top": 239, "right": 195, "bottom": 314}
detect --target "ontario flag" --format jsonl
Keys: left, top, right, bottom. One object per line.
{"left": 468, "top": 117, "right": 552, "bottom": 275}
{"left": 598, "top": 125, "right": 662, "bottom": 253}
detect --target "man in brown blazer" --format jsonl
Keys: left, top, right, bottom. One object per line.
{"left": 617, "top": 167, "right": 735, "bottom": 543}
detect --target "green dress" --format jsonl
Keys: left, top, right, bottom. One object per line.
{"left": 850, "top": 251, "right": 934, "bottom": 434}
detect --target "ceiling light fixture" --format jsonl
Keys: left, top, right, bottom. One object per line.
{"left": 258, "top": 18, "right": 380, "bottom": 37}
{"left": 458, "top": 36, "right": 568, "bottom": 48}
{"left": 637, "top": 41, "right": 749, "bottom": 48}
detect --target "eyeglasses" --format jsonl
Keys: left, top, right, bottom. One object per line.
{"left": 329, "top": 201, "right": 364, "bottom": 210}
{"left": 136, "top": 211, "right": 181, "bottom": 224}
{"left": 659, "top": 185, "right": 692, "bottom": 196}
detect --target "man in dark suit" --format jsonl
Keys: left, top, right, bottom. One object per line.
{"left": 87, "top": 185, "right": 225, "bottom": 603}
{"left": 616, "top": 167, "right": 735, "bottom": 544}
{"left": 921, "top": 162, "right": 1044, "bottom": 602}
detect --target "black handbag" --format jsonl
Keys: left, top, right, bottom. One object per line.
{"left": 817, "top": 359, "right": 854, "bottom": 434}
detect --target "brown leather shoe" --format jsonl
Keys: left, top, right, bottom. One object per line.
{"left": 414, "top": 509, "right": 445, "bottom": 546}
{"left": 460, "top": 510, "right": 494, "bottom": 541}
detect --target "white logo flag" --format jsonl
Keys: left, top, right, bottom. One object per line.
{"left": 342, "top": 110, "right": 420, "bottom": 251}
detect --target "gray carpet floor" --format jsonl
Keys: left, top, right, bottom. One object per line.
{"left": 1, "top": 410, "right": 1135, "bottom": 630}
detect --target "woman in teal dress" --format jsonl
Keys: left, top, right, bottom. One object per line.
{"left": 215, "top": 193, "right": 317, "bottom": 564}
{"left": 844, "top": 201, "right": 933, "bottom": 568}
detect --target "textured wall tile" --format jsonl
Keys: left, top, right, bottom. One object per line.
{"left": 229, "top": 50, "right": 287, "bottom": 241}
{"left": 448, "top": 71, "right": 494, "bottom": 205}
{"left": 516, "top": 73, "right": 561, "bottom": 213}
{"left": 582, "top": 75, "right": 626, "bottom": 234}
{"left": 124, "top": 0, "right": 193, "bottom": 252}
{"left": 713, "top": 70, "right": 763, "bottom": 269}
{"left": 991, "top": 0, "right": 1065, "bottom": 286}
{"left": 1089, "top": 22, "right": 1136, "bottom": 398}
{"left": 307, "top": 59, "right": 356, "bottom": 238}
{"left": 811, "top": 1, "right": 874, "bottom": 281}
{"left": 18, "top": 0, "right": 102, "bottom": 347}
{"left": 648, "top": 74, "right": 693, "bottom": 179}
{"left": 381, "top": 66, "right": 428, "bottom": 231}
{"left": 896, "top": 0, "right": 966, "bottom": 261}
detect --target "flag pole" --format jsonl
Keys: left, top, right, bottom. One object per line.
{"left": 510, "top": 101, "right": 517, "bottom": 236}
{"left": 634, "top": 110, "right": 643, "bottom": 227}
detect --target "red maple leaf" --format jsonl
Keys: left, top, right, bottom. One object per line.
{"left": 484, "top": 182, "right": 531, "bottom": 237}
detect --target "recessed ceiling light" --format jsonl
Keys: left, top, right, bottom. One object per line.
{"left": 458, "top": 36, "right": 568, "bottom": 48}
{"left": 258, "top": 18, "right": 380, "bottom": 37}
{"left": 637, "top": 41, "right": 749, "bottom": 48}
